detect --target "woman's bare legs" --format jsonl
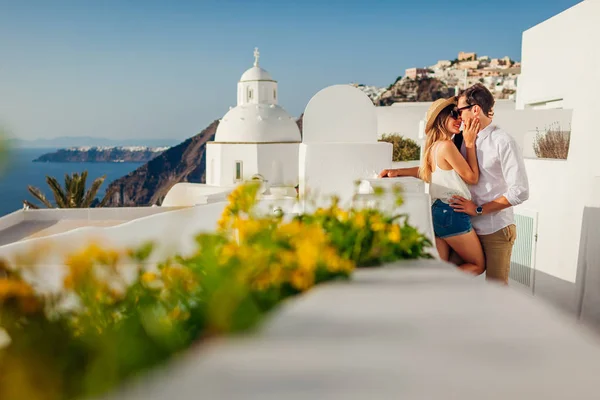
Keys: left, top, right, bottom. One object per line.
{"left": 443, "top": 230, "right": 485, "bottom": 276}
{"left": 435, "top": 237, "right": 450, "bottom": 261}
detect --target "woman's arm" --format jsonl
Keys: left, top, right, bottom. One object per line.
{"left": 439, "top": 142, "right": 478, "bottom": 184}
{"left": 378, "top": 167, "right": 420, "bottom": 179}
{"left": 444, "top": 119, "right": 480, "bottom": 184}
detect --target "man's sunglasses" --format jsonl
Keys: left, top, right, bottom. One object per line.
{"left": 456, "top": 104, "right": 475, "bottom": 116}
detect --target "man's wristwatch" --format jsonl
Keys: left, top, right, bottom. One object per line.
{"left": 476, "top": 206, "right": 483, "bottom": 216}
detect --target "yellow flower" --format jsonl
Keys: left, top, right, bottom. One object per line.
{"left": 333, "top": 208, "right": 349, "bottom": 222}
{"left": 219, "top": 243, "right": 238, "bottom": 263}
{"left": 371, "top": 221, "right": 385, "bottom": 231}
{"left": 161, "top": 265, "right": 198, "bottom": 293}
{"left": 168, "top": 306, "right": 190, "bottom": 322}
{"left": 296, "top": 239, "right": 319, "bottom": 272}
{"left": 235, "top": 218, "right": 263, "bottom": 242}
{"left": 321, "top": 247, "right": 355, "bottom": 274}
{"left": 388, "top": 224, "right": 401, "bottom": 243}
{"left": 354, "top": 213, "right": 366, "bottom": 228}
{"left": 141, "top": 272, "right": 157, "bottom": 284}
{"left": 290, "top": 268, "right": 314, "bottom": 291}
{"left": 0, "top": 278, "right": 41, "bottom": 313}
{"left": 279, "top": 250, "right": 296, "bottom": 267}
{"left": 0, "top": 278, "right": 33, "bottom": 300}
{"left": 278, "top": 220, "right": 303, "bottom": 237}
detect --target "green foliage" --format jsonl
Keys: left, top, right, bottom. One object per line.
{"left": 25, "top": 171, "right": 115, "bottom": 209}
{"left": 0, "top": 183, "right": 432, "bottom": 400}
{"left": 378, "top": 134, "right": 421, "bottom": 161}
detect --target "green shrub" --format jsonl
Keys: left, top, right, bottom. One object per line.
{"left": 379, "top": 134, "right": 421, "bottom": 161}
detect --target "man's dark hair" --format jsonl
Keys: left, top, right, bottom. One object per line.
{"left": 459, "top": 83, "right": 495, "bottom": 117}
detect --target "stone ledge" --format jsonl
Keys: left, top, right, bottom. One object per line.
{"left": 106, "top": 259, "right": 600, "bottom": 400}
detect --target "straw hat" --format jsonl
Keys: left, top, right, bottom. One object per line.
{"left": 425, "top": 97, "right": 457, "bottom": 132}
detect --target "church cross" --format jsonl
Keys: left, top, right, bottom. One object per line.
{"left": 253, "top": 47, "right": 260, "bottom": 67}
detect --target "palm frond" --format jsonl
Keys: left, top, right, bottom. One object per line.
{"left": 72, "top": 171, "right": 87, "bottom": 207}
{"left": 26, "top": 185, "right": 54, "bottom": 208}
{"left": 82, "top": 175, "right": 106, "bottom": 207}
{"left": 97, "top": 186, "right": 116, "bottom": 208}
{"left": 22, "top": 199, "right": 40, "bottom": 210}
{"left": 46, "top": 176, "right": 68, "bottom": 208}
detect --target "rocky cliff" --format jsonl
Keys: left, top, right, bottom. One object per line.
{"left": 33, "top": 147, "right": 168, "bottom": 163}
{"left": 104, "top": 121, "right": 219, "bottom": 207}
{"left": 377, "top": 77, "right": 454, "bottom": 106}
{"left": 105, "top": 116, "right": 303, "bottom": 207}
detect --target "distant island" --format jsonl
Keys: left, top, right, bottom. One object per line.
{"left": 33, "top": 146, "right": 169, "bottom": 163}
{"left": 8, "top": 136, "right": 180, "bottom": 149}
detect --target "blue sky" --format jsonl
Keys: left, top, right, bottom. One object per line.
{"left": 0, "top": 0, "right": 582, "bottom": 141}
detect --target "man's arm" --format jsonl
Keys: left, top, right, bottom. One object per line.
{"left": 451, "top": 136, "right": 529, "bottom": 215}
{"left": 483, "top": 136, "right": 529, "bottom": 213}
{"left": 378, "top": 167, "right": 420, "bottom": 179}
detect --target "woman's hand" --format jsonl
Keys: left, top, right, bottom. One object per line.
{"left": 378, "top": 168, "right": 400, "bottom": 178}
{"left": 462, "top": 118, "right": 481, "bottom": 148}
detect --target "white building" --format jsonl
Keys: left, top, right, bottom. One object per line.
{"left": 207, "top": 48, "right": 301, "bottom": 190}
{"left": 512, "top": 0, "right": 600, "bottom": 297}
{"left": 163, "top": 49, "right": 302, "bottom": 206}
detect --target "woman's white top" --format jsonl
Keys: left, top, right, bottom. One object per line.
{"left": 428, "top": 141, "right": 472, "bottom": 203}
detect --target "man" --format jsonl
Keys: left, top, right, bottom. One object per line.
{"left": 379, "top": 84, "right": 529, "bottom": 284}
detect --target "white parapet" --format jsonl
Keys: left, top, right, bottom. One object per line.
{"left": 299, "top": 85, "right": 393, "bottom": 205}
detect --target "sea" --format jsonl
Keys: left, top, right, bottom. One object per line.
{"left": 0, "top": 148, "right": 144, "bottom": 217}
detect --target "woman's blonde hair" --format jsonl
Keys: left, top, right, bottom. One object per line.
{"left": 418, "top": 105, "right": 455, "bottom": 183}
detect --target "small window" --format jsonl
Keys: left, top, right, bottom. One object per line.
{"left": 234, "top": 161, "right": 243, "bottom": 182}
{"left": 273, "top": 89, "right": 276, "bottom": 100}
{"left": 247, "top": 88, "right": 253, "bottom": 101}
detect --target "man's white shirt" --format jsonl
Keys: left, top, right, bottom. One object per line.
{"left": 460, "top": 124, "right": 529, "bottom": 235}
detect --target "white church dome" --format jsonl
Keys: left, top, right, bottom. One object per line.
{"left": 240, "top": 66, "right": 274, "bottom": 82}
{"left": 215, "top": 103, "right": 301, "bottom": 143}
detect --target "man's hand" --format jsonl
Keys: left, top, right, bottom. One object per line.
{"left": 450, "top": 195, "right": 477, "bottom": 216}
{"left": 378, "top": 169, "right": 399, "bottom": 178}
{"left": 462, "top": 117, "right": 480, "bottom": 148}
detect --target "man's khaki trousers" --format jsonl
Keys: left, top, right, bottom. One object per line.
{"left": 478, "top": 224, "right": 517, "bottom": 284}
{"left": 449, "top": 224, "right": 517, "bottom": 284}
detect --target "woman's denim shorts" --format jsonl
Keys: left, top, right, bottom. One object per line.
{"left": 431, "top": 199, "right": 473, "bottom": 239}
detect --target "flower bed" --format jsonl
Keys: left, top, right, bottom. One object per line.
{"left": 0, "top": 183, "right": 431, "bottom": 400}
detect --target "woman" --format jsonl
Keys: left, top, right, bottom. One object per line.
{"left": 419, "top": 98, "right": 484, "bottom": 275}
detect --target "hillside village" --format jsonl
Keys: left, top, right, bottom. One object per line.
{"left": 355, "top": 51, "right": 520, "bottom": 105}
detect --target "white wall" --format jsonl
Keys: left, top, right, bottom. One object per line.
{"left": 0, "top": 203, "right": 228, "bottom": 279}
{"left": 0, "top": 210, "right": 24, "bottom": 232}
{"left": 300, "top": 85, "right": 393, "bottom": 205}
{"left": 257, "top": 143, "right": 299, "bottom": 187}
{"left": 516, "top": 1, "right": 596, "bottom": 110}
{"left": 303, "top": 85, "right": 378, "bottom": 143}
{"left": 207, "top": 143, "right": 259, "bottom": 186}
{"left": 161, "top": 183, "right": 231, "bottom": 207}
{"left": 511, "top": 0, "right": 600, "bottom": 283}
{"left": 493, "top": 109, "right": 572, "bottom": 158}
{"left": 299, "top": 142, "right": 392, "bottom": 206}
{"left": 516, "top": 160, "right": 579, "bottom": 281}
{"left": 237, "top": 81, "right": 277, "bottom": 105}
{"left": 206, "top": 143, "right": 221, "bottom": 186}
{"left": 376, "top": 103, "right": 430, "bottom": 141}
